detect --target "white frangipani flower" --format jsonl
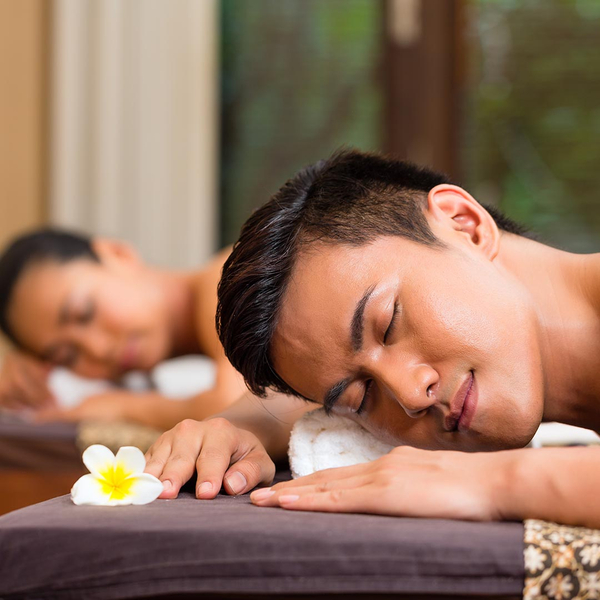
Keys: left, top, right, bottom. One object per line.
{"left": 71, "top": 445, "right": 163, "bottom": 506}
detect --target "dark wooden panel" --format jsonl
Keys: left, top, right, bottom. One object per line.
{"left": 384, "top": 0, "right": 464, "bottom": 180}
{"left": 0, "top": 469, "right": 85, "bottom": 515}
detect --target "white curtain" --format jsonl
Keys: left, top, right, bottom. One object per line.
{"left": 49, "top": 0, "right": 219, "bottom": 268}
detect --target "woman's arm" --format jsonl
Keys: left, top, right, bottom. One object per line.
{"left": 0, "top": 350, "right": 55, "bottom": 411}
{"left": 37, "top": 386, "right": 312, "bottom": 461}
{"left": 33, "top": 383, "right": 245, "bottom": 431}
{"left": 250, "top": 445, "right": 600, "bottom": 528}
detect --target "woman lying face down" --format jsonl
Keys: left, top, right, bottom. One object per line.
{"left": 0, "top": 231, "right": 245, "bottom": 429}
{"left": 145, "top": 149, "right": 600, "bottom": 526}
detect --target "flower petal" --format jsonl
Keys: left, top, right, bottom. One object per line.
{"left": 127, "top": 473, "right": 164, "bottom": 505}
{"left": 82, "top": 445, "right": 116, "bottom": 479}
{"left": 114, "top": 446, "right": 146, "bottom": 476}
{"left": 71, "top": 474, "right": 113, "bottom": 505}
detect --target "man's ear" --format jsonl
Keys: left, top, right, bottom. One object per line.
{"left": 426, "top": 184, "right": 500, "bottom": 260}
{"left": 91, "top": 238, "right": 142, "bottom": 269}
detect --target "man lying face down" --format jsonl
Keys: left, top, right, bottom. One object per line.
{"left": 146, "top": 148, "right": 600, "bottom": 526}
{"left": 218, "top": 149, "right": 549, "bottom": 452}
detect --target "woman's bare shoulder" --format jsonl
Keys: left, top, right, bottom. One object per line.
{"left": 191, "top": 247, "right": 233, "bottom": 358}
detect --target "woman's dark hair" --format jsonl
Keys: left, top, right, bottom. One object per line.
{"left": 0, "top": 228, "right": 98, "bottom": 346}
{"left": 216, "top": 148, "right": 533, "bottom": 399}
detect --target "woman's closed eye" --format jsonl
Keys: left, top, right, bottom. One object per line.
{"left": 76, "top": 299, "right": 95, "bottom": 325}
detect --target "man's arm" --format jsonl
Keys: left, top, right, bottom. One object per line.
{"left": 137, "top": 388, "right": 313, "bottom": 460}
{"left": 251, "top": 444, "right": 600, "bottom": 528}
{"left": 499, "top": 445, "right": 600, "bottom": 527}
{"left": 208, "top": 390, "right": 315, "bottom": 461}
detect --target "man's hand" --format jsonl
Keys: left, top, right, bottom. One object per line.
{"left": 144, "top": 417, "right": 276, "bottom": 499}
{"left": 251, "top": 446, "right": 507, "bottom": 520}
{"left": 0, "top": 351, "right": 55, "bottom": 411}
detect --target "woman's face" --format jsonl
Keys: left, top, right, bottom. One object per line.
{"left": 7, "top": 243, "right": 172, "bottom": 379}
{"left": 271, "top": 192, "right": 546, "bottom": 452}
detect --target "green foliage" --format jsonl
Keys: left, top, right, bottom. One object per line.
{"left": 220, "top": 0, "right": 383, "bottom": 245}
{"left": 464, "top": 0, "right": 600, "bottom": 251}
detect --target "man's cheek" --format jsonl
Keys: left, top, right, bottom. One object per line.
{"left": 360, "top": 408, "right": 411, "bottom": 446}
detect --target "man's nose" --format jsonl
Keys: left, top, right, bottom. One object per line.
{"left": 373, "top": 359, "right": 439, "bottom": 418}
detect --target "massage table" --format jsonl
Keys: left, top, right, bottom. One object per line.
{"left": 2, "top": 357, "right": 599, "bottom": 598}
{"left": 0, "top": 471, "right": 524, "bottom": 600}
{"left": 0, "top": 419, "right": 523, "bottom": 598}
{"left": 4, "top": 424, "right": 600, "bottom": 600}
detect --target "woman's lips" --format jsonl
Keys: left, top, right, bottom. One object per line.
{"left": 445, "top": 371, "right": 477, "bottom": 432}
{"left": 119, "top": 337, "right": 139, "bottom": 371}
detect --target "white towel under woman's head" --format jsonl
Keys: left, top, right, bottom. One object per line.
{"left": 288, "top": 408, "right": 394, "bottom": 478}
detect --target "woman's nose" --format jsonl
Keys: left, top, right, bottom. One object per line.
{"left": 375, "top": 361, "right": 439, "bottom": 418}
{"left": 78, "top": 330, "right": 113, "bottom": 364}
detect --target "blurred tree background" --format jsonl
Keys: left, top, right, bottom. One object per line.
{"left": 220, "top": 0, "right": 600, "bottom": 252}
{"left": 220, "top": 0, "right": 384, "bottom": 245}
{"left": 463, "top": 0, "right": 600, "bottom": 252}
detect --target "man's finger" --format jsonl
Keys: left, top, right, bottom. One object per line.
{"left": 193, "top": 426, "right": 241, "bottom": 498}
{"left": 274, "top": 487, "right": 377, "bottom": 514}
{"left": 156, "top": 427, "right": 208, "bottom": 499}
{"left": 144, "top": 438, "right": 173, "bottom": 481}
{"left": 222, "top": 446, "right": 276, "bottom": 497}
{"left": 251, "top": 474, "right": 370, "bottom": 507}
{"left": 271, "top": 462, "right": 369, "bottom": 490}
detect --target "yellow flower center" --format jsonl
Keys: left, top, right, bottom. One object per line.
{"left": 98, "top": 463, "right": 135, "bottom": 501}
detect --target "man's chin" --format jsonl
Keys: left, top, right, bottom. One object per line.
{"left": 472, "top": 427, "right": 538, "bottom": 452}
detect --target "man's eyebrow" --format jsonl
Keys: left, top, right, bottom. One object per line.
{"left": 323, "top": 378, "right": 351, "bottom": 415}
{"left": 350, "top": 284, "right": 376, "bottom": 353}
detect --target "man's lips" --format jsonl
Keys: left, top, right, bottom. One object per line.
{"left": 444, "top": 371, "right": 476, "bottom": 432}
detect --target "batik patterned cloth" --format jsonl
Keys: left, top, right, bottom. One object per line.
{"left": 524, "top": 519, "right": 600, "bottom": 599}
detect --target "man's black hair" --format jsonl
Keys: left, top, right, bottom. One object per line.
{"left": 0, "top": 228, "right": 98, "bottom": 346}
{"left": 216, "top": 148, "right": 533, "bottom": 399}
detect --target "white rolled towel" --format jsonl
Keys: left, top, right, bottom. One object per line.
{"left": 46, "top": 355, "right": 217, "bottom": 410}
{"left": 288, "top": 407, "right": 394, "bottom": 478}
{"left": 288, "top": 410, "right": 600, "bottom": 479}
